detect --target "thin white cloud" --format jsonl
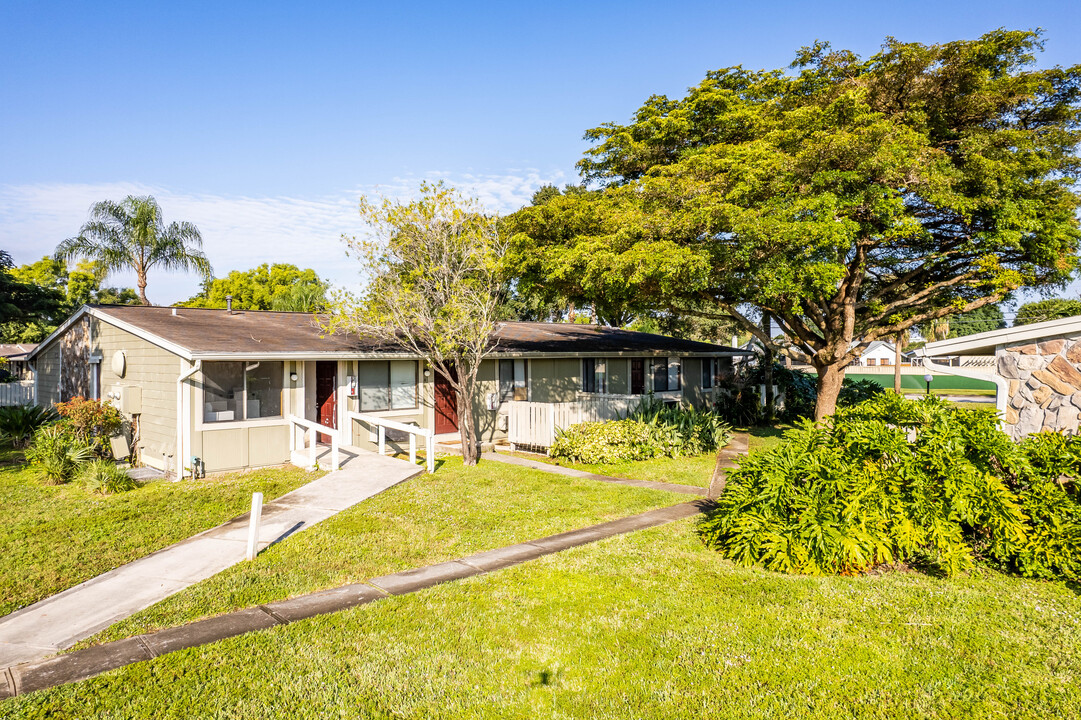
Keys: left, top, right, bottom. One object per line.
{"left": 0, "top": 170, "right": 563, "bottom": 305}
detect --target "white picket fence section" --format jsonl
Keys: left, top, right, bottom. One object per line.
{"left": 0, "top": 381, "right": 34, "bottom": 407}
{"left": 506, "top": 393, "right": 644, "bottom": 449}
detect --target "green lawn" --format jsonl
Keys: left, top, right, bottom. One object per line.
{"left": 745, "top": 423, "right": 793, "bottom": 453}
{"left": 76, "top": 456, "right": 681, "bottom": 647}
{"left": 0, "top": 452, "right": 315, "bottom": 618}
{"left": 10, "top": 518, "right": 1079, "bottom": 718}
{"left": 507, "top": 451, "right": 717, "bottom": 488}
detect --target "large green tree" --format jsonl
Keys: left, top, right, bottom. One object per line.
{"left": 55, "top": 195, "right": 213, "bottom": 305}
{"left": 181, "top": 263, "right": 328, "bottom": 312}
{"left": 1013, "top": 298, "right": 1081, "bottom": 326}
{"left": 507, "top": 30, "right": 1081, "bottom": 419}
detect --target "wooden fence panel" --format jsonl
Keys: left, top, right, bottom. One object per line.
{"left": 0, "top": 381, "right": 35, "bottom": 407}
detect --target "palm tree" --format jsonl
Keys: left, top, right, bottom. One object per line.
{"left": 55, "top": 196, "right": 213, "bottom": 305}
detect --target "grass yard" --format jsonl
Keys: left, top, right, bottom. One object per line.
{"left": 0, "top": 452, "right": 315, "bottom": 618}
{"left": 76, "top": 456, "right": 681, "bottom": 647}
{"left": 9, "top": 517, "right": 1079, "bottom": 718}
{"left": 508, "top": 450, "right": 717, "bottom": 488}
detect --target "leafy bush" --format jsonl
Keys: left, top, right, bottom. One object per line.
{"left": 55, "top": 396, "right": 123, "bottom": 455}
{"left": 717, "top": 360, "right": 887, "bottom": 425}
{"left": 0, "top": 404, "right": 58, "bottom": 448}
{"left": 78, "top": 459, "right": 139, "bottom": 495}
{"left": 837, "top": 378, "right": 886, "bottom": 406}
{"left": 550, "top": 399, "right": 732, "bottom": 464}
{"left": 25, "top": 425, "right": 95, "bottom": 484}
{"left": 698, "top": 393, "right": 1081, "bottom": 581}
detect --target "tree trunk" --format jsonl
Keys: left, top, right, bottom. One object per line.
{"left": 456, "top": 380, "right": 480, "bottom": 466}
{"left": 893, "top": 334, "right": 902, "bottom": 395}
{"left": 137, "top": 271, "right": 150, "bottom": 306}
{"left": 762, "top": 312, "right": 774, "bottom": 424}
{"left": 813, "top": 362, "right": 846, "bottom": 421}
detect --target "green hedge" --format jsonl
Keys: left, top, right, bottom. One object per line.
{"left": 698, "top": 393, "right": 1081, "bottom": 580}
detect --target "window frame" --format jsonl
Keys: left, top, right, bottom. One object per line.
{"left": 200, "top": 360, "right": 285, "bottom": 426}
{"left": 358, "top": 360, "right": 419, "bottom": 413}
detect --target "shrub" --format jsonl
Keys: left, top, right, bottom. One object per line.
{"left": 837, "top": 378, "right": 886, "bottom": 406}
{"left": 698, "top": 393, "right": 1081, "bottom": 581}
{"left": 550, "top": 420, "right": 663, "bottom": 464}
{"left": 78, "top": 459, "right": 139, "bottom": 495}
{"left": 25, "top": 425, "right": 95, "bottom": 484}
{"left": 718, "top": 360, "right": 887, "bottom": 425}
{"left": 0, "top": 404, "right": 58, "bottom": 448}
{"left": 54, "top": 396, "right": 123, "bottom": 455}
{"left": 550, "top": 399, "right": 732, "bottom": 464}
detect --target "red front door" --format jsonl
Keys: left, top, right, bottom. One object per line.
{"left": 315, "top": 361, "right": 337, "bottom": 443}
{"left": 434, "top": 368, "right": 458, "bottom": 435}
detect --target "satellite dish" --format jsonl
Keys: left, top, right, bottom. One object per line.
{"left": 111, "top": 350, "right": 126, "bottom": 378}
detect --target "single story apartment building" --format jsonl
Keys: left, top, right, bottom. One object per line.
{"left": 25, "top": 305, "right": 750, "bottom": 476}
{"left": 917, "top": 314, "right": 1081, "bottom": 439}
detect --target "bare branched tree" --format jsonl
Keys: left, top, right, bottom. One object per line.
{"left": 327, "top": 182, "right": 503, "bottom": 466}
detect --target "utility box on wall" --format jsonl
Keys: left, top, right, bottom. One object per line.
{"left": 109, "top": 385, "right": 142, "bottom": 414}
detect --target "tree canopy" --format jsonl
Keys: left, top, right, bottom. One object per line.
{"left": 56, "top": 195, "right": 212, "bottom": 305}
{"left": 0, "top": 255, "right": 138, "bottom": 342}
{"left": 180, "top": 263, "right": 327, "bottom": 312}
{"left": 1014, "top": 298, "right": 1081, "bottom": 326}
{"left": 327, "top": 182, "right": 503, "bottom": 466}
{"left": 506, "top": 30, "right": 1081, "bottom": 418}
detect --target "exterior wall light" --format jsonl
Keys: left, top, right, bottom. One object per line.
{"left": 290, "top": 372, "right": 299, "bottom": 382}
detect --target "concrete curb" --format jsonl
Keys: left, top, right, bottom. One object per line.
{"left": 482, "top": 452, "right": 708, "bottom": 496}
{"left": 0, "top": 499, "right": 713, "bottom": 699}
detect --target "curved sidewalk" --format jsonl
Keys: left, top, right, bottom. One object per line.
{"left": 0, "top": 452, "right": 422, "bottom": 668}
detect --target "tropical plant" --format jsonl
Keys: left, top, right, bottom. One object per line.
{"left": 1013, "top": 298, "right": 1081, "bottom": 326}
{"left": 0, "top": 405, "right": 59, "bottom": 448}
{"left": 698, "top": 394, "right": 1081, "bottom": 580}
{"left": 25, "top": 425, "right": 95, "bottom": 484}
{"left": 78, "top": 459, "right": 139, "bottom": 495}
{"left": 180, "top": 263, "right": 327, "bottom": 311}
{"left": 55, "top": 195, "right": 213, "bottom": 305}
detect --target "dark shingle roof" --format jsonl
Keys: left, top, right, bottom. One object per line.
{"left": 90, "top": 305, "right": 748, "bottom": 358}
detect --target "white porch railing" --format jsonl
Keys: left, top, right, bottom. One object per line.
{"left": 287, "top": 414, "right": 340, "bottom": 471}
{"left": 507, "top": 393, "right": 645, "bottom": 449}
{"left": 347, "top": 411, "right": 435, "bottom": 474}
{"left": 0, "top": 381, "right": 34, "bottom": 407}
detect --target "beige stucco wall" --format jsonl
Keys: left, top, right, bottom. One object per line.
{"left": 998, "top": 334, "right": 1081, "bottom": 439}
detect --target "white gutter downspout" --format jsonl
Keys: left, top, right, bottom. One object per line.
{"left": 176, "top": 359, "right": 202, "bottom": 480}
{"left": 914, "top": 350, "right": 1009, "bottom": 426}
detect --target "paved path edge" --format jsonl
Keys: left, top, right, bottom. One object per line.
{"left": 0, "top": 498, "right": 713, "bottom": 700}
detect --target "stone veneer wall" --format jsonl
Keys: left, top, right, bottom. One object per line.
{"left": 998, "top": 334, "right": 1081, "bottom": 439}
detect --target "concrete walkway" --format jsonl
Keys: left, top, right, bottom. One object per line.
{"left": 0, "top": 451, "right": 422, "bottom": 667}
{"left": 1, "top": 499, "right": 711, "bottom": 699}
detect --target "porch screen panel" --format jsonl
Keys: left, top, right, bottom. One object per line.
{"left": 245, "top": 362, "right": 283, "bottom": 419}
{"left": 702, "top": 358, "right": 713, "bottom": 389}
{"left": 359, "top": 362, "right": 390, "bottom": 411}
{"left": 390, "top": 360, "right": 417, "bottom": 409}
{"left": 202, "top": 362, "right": 243, "bottom": 423}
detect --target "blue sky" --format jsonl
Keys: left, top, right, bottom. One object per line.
{"left": 2, "top": 1, "right": 1079, "bottom": 304}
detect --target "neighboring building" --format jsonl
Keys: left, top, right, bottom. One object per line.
{"left": 852, "top": 340, "right": 909, "bottom": 367}
{"left": 25, "top": 305, "right": 750, "bottom": 475}
{"left": 0, "top": 343, "right": 37, "bottom": 381}
{"left": 917, "top": 315, "right": 1081, "bottom": 439}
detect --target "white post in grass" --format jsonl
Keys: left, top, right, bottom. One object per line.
{"left": 246, "top": 492, "right": 263, "bottom": 561}
{"left": 426, "top": 433, "right": 435, "bottom": 474}
{"left": 409, "top": 433, "right": 417, "bottom": 466}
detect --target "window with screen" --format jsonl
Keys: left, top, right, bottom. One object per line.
{"left": 582, "top": 358, "right": 607, "bottom": 394}
{"left": 359, "top": 361, "right": 418, "bottom": 411}
{"left": 650, "top": 357, "right": 681, "bottom": 392}
{"left": 499, "top": 359, "right": 527, "bottom": 401}
{"left": 202, "top": 361, "right": 283, "bottom": 423}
